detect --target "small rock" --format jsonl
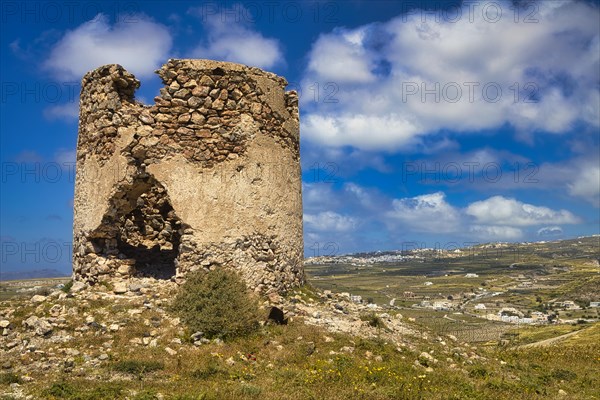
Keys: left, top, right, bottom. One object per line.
{"left": 98, "top": 354, "right": 109, "bottom": 360}
{"left": 340, "top": 346, "right": 354, "bottom": 354}
{"left": 117, "top": 265, "right": 132, "bottom": 275}
{"left": 139, "top": 113, "right": 155, "bottom": 124}
{"left": 128, "top": 283, "right": 143, "bottom": 292}
{"left": 558, "top": 389, "right": 567, "bottom": 397}
{"left": 268, "top": 292, "right": 281, "bottom": 303}
{"left": 187, "top": 96, "right": 203, "bottom": 108}
{"left": 113, "top": 282, "right": 128, "bottom": 294}
{"left": 0, "top": 320, "right": 10, "bottom": 329}
{"left": 65, "top": 349, "right": 80, "bottom": 356}
{"left": 49, "top": 304, "right": 63, "bottom": 317}
{"left": 225, "top": 357, "right": 235, "bottom": 366}
{"left": 71, "top": 281, "right": 86, "bottom": 293}
{"left": 31, "top": 295, "right": 47, "bottom": 303}
{"left": 23, "top": 316, "right": 53, "bottom": 336}
{"left": 109, "top": 324, "right": 119, "bottom": 332}
{"left": 417, "top": 352, "right": 435, "bottom": 367}
{"left": 165, "top": 347, "right": 177, "bottom": 356}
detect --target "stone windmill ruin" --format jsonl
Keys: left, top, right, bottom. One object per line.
{"left": 72, "top": 59, "right": 304, "bottom": 293}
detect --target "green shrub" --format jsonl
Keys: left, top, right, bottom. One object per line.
{"left": 43, "top": 381, "right": 124, "bottom": 400}
{"left": 42, "top": 381, "right": 76, "bottom": 398}
{"left": 35, "top": 286, "right": 53, "bottom": 296}
{"left": 360, "top": 312, "right": 386, "bottom": 330}
{"left": 469, "top": 366, "right": 490, "bottom": 378}
{"left": 131, "top": 389, "right": 160, "bottom": 400}
{"left": 172, "top": 394, "right": 212, "bottom": 400}
{"left": 84, "top": 384, "right": 124, "bottom": 399}
{"left": 191, "top": 362, "right": 226, "bottom": 380}
{"left": 171, "top": 268, "right": 260, "bottom": 339}
{"left": 61, "top": 280, "right": 73, "bottom": 293}
{"left": 112, "top": 360, "right": 164, "bottom": 375}
{"left": 0, "top": 373, "right": 21, "bottom": 385}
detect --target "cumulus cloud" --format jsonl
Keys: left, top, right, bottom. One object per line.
{"left": 469, "top": 225, "right": 523, "bottom": 241}
{"left": 304, "top": 211, "right": 357, "bottom": 233}
{"left": 301, "top": 0, "right": 600, "bottom": 150}
{"left": 382, "top": 191, "right": 581, "bottom": 241}
{"left": 465, "top": 196, "right": 580, "bottom": 226}
{"left": 44, "top": 14, "right": 172, "bottom": 80}
{"left": 307, "top": 28, "right": 376, "bottom": 83}
{"left": 566, "top": 160, "right": 600, "bottom": 207}
{"left": 386, "top": 192, "right": 461, "bottom": 233}
{"left": 43, "top": 103, "right": 79, "bottom": 121}
{"left": 188, "top": 4, "right": 282, "bottom": 69}
{"left": 537, "top": 226, "right": 563, "bottom": 237}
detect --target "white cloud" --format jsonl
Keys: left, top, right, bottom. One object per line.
{"left": 465, "top": 196, "right": 580, "bottom": 226}
{"left": 44, "top": 14, "right": 172, "bottom": 80}
{"left": 567, "top": 160, "right": 600, "bottom": 207}
{"left": 13, "top": 150, "right": 43, "bottom": 163}
{"left": 188, "top": 5, "right": 282, "bottom": 69}
{"left": 386, "top": 192, "right": 461, "bottom": 233}
{"left": 301, "top": 0, "right": 600, "bottom": 150}
{"left": 304, "top": 211, "right": 357, "bottom": 232}
{"left": 307, "top": 29, "right": 376, "bottom": 83}
{"left": 302, "top": 183, "right": 341, "bottom": 214}
{"left": 537, "top": 226, "right": 563, "bottom": 237}
{"left": 534, "top": 155, "right": 600, "bottom": 207}
{"left": 43, "top": 103, "right": 79, "bottom": 121}
{"left": 54, "top": 149, "right": 76, "bottom": 164}
{"left": 382, "top": 191, "right": 581, "bottom": 241}
{"left": 469, "top": 225, "right": 523, "bottom": 241}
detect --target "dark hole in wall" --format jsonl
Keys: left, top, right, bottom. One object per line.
{"left": 116, "top": 179, "right": 181, "bottom": 279}
{"left": 212, "top": 67, "right": 226, "bottom": 76}
{"left": 91, "top": 176, "right": 182, "bottom": 280}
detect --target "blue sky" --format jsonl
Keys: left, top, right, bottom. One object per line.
{"left": 1, "top": 0, "right": 599, "bottom": 274}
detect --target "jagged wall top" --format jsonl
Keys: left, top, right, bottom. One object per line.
{"left": 77, "top": 59, "right": 299, "bottom": 168}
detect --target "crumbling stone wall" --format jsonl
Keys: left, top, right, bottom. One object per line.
{"left": 73, "top": 59, "right": 303, "bottom": 293}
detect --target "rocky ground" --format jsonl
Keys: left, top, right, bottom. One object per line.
{"left": 0, "top": 279, "right": 591, "bottom": 399}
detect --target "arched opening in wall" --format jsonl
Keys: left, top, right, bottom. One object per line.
{"left": 91, "top": 175, "right": 182, "bottom": 280}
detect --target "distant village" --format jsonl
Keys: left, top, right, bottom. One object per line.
{"left": 306, "top": 243, "right": 600, "bottom": 327}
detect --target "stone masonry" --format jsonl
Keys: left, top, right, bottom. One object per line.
{"left": 72, "top": 59, "right": 304, "bottom": 293}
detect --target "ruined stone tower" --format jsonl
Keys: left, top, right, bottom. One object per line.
{"left": 72, "top": 59, "right": 303, "bottom": 293}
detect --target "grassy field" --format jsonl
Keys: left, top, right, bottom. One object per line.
{"left": 1, "top": 291, "right": 599, "bottom": 400}
{"left": 1, "top": 237, "right": 598, "bottom": 398}
{"left": 306, "top": 236, "right": 600, "bottom": 346}
{"left": 0, "top": 278, "right": 70, "bottom": 301}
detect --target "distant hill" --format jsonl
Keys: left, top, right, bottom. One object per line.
{"left": 0, "top": 268, "right": 70, "bottom": 281}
